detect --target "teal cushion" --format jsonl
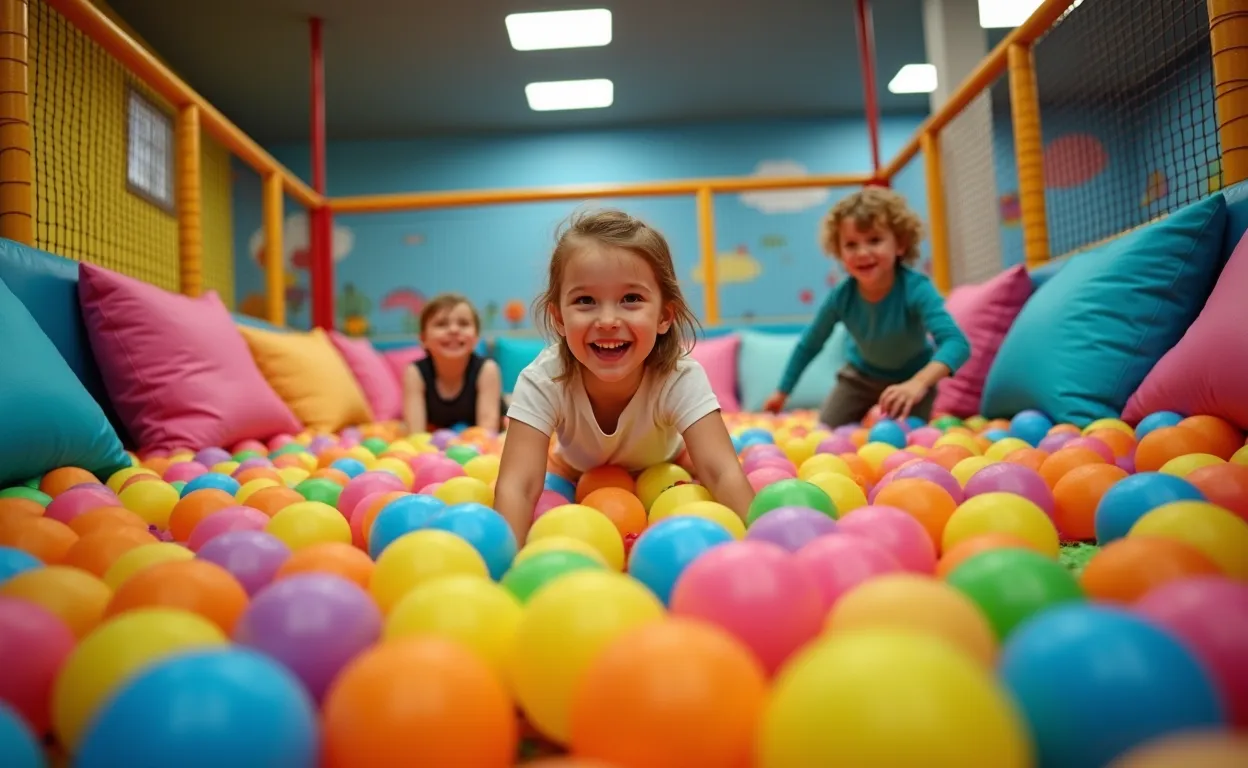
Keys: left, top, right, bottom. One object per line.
{"left": 981, "top": 193, "right": 1228, "bottom": 426}
{"left": 493, "top": 336, "right": 549, "bottom": 394}
{"left": 0, "top": 273, "right": 129, "bottom": 487}
{"left": 738, "top": 326, "right": 850, "bottom": 412}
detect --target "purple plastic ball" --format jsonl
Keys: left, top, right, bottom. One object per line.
{"left": 308, "top": 436, "right": 337, "bottom": 455}
{"left": 962, "top": 461, "right": 1055, "bottom": 517}
{"left": 816, "top": 435, "right": 857, "bottom": 455}
{"left": 194, "top": 447, "right": 232, "bottom": 468}
{"left": 891, "top": 461, "right": 965, "bottom": 504}
{"left": 196, "top": 530, "right": 291, "bottom": 596}
{"left": 1037, "top": 432, "right": 1077, "bottom": 454}
{"left": 745, "top": 506, "right": 839, "bottom": 553}
{"left": 232, "top": 457, "right": 274, "bottom": 476}
{"left": 234, "top": 574, "right": 382, "bottom": 702}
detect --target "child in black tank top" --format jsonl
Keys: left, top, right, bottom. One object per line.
{"left": 401, "top": 293, "right": 505, "bottom": 433}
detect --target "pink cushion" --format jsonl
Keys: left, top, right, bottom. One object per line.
{"left": 78, "top": 264, "right": 302, "bottom": 452}
{"left": 689, "top": 333, "right": 741, "bottom": 413}
{"left": 329, "top": 332, "right": 404, "bottom": 421}
{"left": 383, "top": 345, "right": 425, "bottom": 389}
{"left": 1123, "top": 229, "right": 1248, "bottom": 429}
{"left": 934, "top": 265, "right": 1035, "bottom": 417}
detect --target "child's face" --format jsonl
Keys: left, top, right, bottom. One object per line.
{"left": 837, "top": 217, "right": 904, "bottom": 287}
{"left": 420, "top": 302, "right": 479, "bottom": 361}
{"left": 552, "top": 244, "right": 673, "bottom": 387}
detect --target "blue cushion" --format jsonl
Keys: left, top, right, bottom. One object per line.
{"left": 1223, "top": 180, "right": 1248, "bottom": 264}
{"left": 493, "top": 336, "right": 549, "bottom": 394}
{"left": 981, "top": 193, "right": 1228, "bottom": 426}
{"left": 737, "top": 326, "right": 850, "bottom": 412}
{"left": 0, "top": 239, "right": 132, "bottom": 447}
{"left": 0, "top": 273, "right": 129, "bottom": 487}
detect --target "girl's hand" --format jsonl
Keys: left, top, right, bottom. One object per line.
{"left": 878, "top": 379, "right": 929, "bottom": 421}
{"left": 762, "top": 392, "right": 788, "bottom": 414}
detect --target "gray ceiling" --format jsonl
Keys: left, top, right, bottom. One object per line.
{"left": 105, "top": 0, "right": 944, "bottom": 142}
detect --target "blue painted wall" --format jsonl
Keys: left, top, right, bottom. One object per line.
{"left": 232, "top": 116, "right": 930, "bottom": 337}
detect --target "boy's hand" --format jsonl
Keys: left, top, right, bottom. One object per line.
{"left": 879, "top": 379, "right": 929, "bottom": 421}
{"left": 763, "top": 392, "right": 788, "bottom": 414}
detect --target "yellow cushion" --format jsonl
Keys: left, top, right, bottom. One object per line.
{"left": 237, "top": 326, "right": 374, "bottom": 433}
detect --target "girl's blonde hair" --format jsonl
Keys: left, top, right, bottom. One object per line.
{"left": 820, "top": 186, "right": 924, "bottom": 265}
{"left": 533, "top": 207, "right": 700, "bottom": 382}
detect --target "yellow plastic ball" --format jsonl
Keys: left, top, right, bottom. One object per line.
{"left": 433, "top": 476, "right": 495, "bottom": 507}
{"left": 117, "top": 481, "right": 181, "bottom": 529}
{"left": 463, "top": 454, "right": 502, "bottom": 485}
{"left": 385, "top": 439, "right": 418, "bottom": 455}
{"left": 106, "top": 467, "right": 157, "bottom": 494}
{"left": 781, "top": 437, "right": 817, "bottom": 467}
{"left": 805, "top": 471, "right": 868, "bottom": 518}
{"left": 513, "top": 535, "right": 610, "bottom": 567}
{"left": 0, "top": 565, "right": 112, "bottom": 639}
{"left": 648, "top": 483, "right": 714, "bottom": 524}
{"left": 758, "top": 630, "right": 1031, "bottom": 768}
{"left": 384, "top": 575, "right": 522, "bottom": 676}
{"left": 1082, "top": 418, "right": 1134, "bottom": 438}
{"left": 344, "top": 446, "right": 378, "bottom": 468}
{"left": 1129, "top": 501, "right": 1248, "bottom": 580}
{"left": 370, "top": 529, "right": 489, "bottom": 614}
{"left": 1231, "top": 445, "right": 1248, "bottom": 466}
{"left": 236, "top": 477, "right": 280, "bottom": 504}
{"left": 52, "top": 608, "right": 227, "bottom": 750}
{"left": 943, "top": 492, "right": 1060, "bottom": 557}
{"left": 278, "top": 466, "right": 311, "bottom": 488}
{"left": 1159, "top": 453, "right": 1226, "bottom": 478}
{"left": 635, "top": 463, "right": 692, "bottom": 510}
{"left": 507, "top": 569, "right": 665, "bottom": 744}
{"left": 265, "top": 500, "right": 352, "bottom": 551}
{"left": 963, "top": 415, "right": 988, "bottom": 432}
{"left": 528, "top": 504, "right": 625, "bottom": 571}
{"left": 664, "top": 500, "right": 747, "bottom": 539}
{"left": 857, "top": 442, "right": 899, "bottom": 472}
{"left": 103, "top": 542, "right": 194, "bottom": 590}
{"left": 211, "top": 461, "right": 241, "bottom": 476}
{"left": 372, "top": 457, "right": 415, "bottom": 489}
{"left": 934, "top": 432, "right": 982, "bottom": 456}
{"left": 798, "top": 453, "right": 854, "bottom": 482}
{"left": 984, "top": 437, "right": 1032, "bottom": 462}
{"left": 951, "top": 456, "right": 998, "bottom": 487}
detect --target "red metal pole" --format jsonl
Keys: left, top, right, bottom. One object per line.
{"left": 309, "top": 16, "right": 334, "bottom": 330}
{"left": 855, "top": 0, "right": 883, "bottom": 180}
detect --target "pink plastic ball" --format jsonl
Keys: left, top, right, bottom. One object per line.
{"left": 1062, "top": 436, "right": 1115, "bottom": 463}
{"left": 418, "top": 482, "right": 443, "bottom": 495}
{"left": 1134, "top": 576, "right": 1248, "bottom": 729}
{"left": 747, "top": 466, "right": 794, "bottom": 492}
{"left": 532, "top": 489, "right": 568, "bottom": 520}
{"left": 337, "top": 471, "right": 409, "bottom": 519}
{"left": 891, "top": 461, "right": 966, "bottom": 505}
{"left": 43, "top": 484, "right": 120, "bottom": 525}
{"left": 907, "top": 426, "right": 943, "bottom": 448}
{"left": 742, "top": 455, "right": 797, "bottom": 477}
{"left": 0, "top": 597, "right": 76, "bottom": 734}
{"left": 794, "top": 532, "right": 905, "bottom": 611}
{"left": 187, "top": 505, "right": 271, "bottom": 552}
{"left": 1037, "top": 432, "right": 1076, "bottom": 453}
{"left": 962, "top": 462, "right": 1055, "bottom": 517}
{"left": 741, "top": 444, "right": 785, "bottom": 461}
{"left": 412, "top": 458, "right": 465, "bottom": 490}
{"left": 879, "top": 449, "right": 923, "bottom": 475}
{"left": 834, "top": 504, "right": 937, "bottom": 574}
{"left": 817, "top": 435, "right": 857, "bottom": 455}
{"left": 669, "top": 540, "right": 824, "bottom": 676}
{"left": 165, "top": 461, "right": 210, "bottom": 484}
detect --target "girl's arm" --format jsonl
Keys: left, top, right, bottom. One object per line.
{"left": 402, "top": 366, "right": 428, "bottom": 435}
{"left": 683, "top": 412, "right": 755, "bottom": 522}
{"left": 493, "top": 421, "right": 551, "bottom": 543}
{"left": 475, "top": 359, "right": 503, "bottom": 431}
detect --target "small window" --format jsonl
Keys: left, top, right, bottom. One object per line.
{"left": 126, "top": 87, "right": 174, "bottom": 213}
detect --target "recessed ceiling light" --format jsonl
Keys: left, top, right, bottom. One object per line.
{"left": 978, "top": 0, "right": 1083, "bottom": 29}
{"left": 505, "top": 9, "right": 612, "bottom": 51}
{"left": 887, "top": 64, "right": 937, "bottom": 94}
{"left": 525, "top": 78, "right": 614, "bottom": 111}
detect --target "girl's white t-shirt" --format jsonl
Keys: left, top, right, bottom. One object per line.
{"left": 506, "top": 345, "right": 721, "bottom": 475}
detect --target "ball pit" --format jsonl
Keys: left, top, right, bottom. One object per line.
{"left": 0, "top": 410, "right": 1245, "bottom": 766}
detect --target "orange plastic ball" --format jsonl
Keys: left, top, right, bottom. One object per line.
{"left": 1079, "top": 536, "right": 1223, "bottom": 603}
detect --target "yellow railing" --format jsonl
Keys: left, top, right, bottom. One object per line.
{"left": 1, "top": 0, "right": 1245, "bottom": 329}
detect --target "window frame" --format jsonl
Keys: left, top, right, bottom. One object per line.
{"left": 124, "top": 85, "right": 176, "bottom": 214}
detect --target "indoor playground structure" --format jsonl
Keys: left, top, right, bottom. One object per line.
{"left": 2, "top": 0, "right": 1248, "bottom": 764}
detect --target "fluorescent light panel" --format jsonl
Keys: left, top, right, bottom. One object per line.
{"left": 888, "top": 64, "right": 937, "bottom": 94}
{"left": 525, "top": 78, "right": 614, "bottom": 111}
{"left": 505, "top": 9, "right": 612, "bottom": 51}
{"left": 978, "top": 0, "right": 1083, "bottom": 29}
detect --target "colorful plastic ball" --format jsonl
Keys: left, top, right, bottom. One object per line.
{"left": 425, "top": 502, "right": 517, "bottom": 580}
{"left": 370, "top": 529, "right": 489, "bottom": 614}
{"left": 44, "top": 485, "right": 120, "bottom": 525}
{"left": 265, "top": 500, "right": 351, "bottom": 552}
{"left": 1094, "top": 472, "right": 1206, "bottom": 544}
{"left": 745, "top": 506, "right": 838, "bottom": 552}
{"left": 635, "top": 463, "right": 693, "bottom": 511}
{"left": 648, "top": 483, "right": 714, "bottom": 522}
{"left": 1134, "top": 576, "right": 1248, "bottom": 729}
{"left": 543, "top": 472, "right": 576, "bottom": 503}
{"left": 889, "top": 460, "right": 965, "bottom": 504}
{"left": 945, "top": 548, "right": 1084, "bottom": 641}
{"left": 999, "top": 604, "right": 1227, "bottom": 768}
{"left": 503, "top": 549, "right": 606, "bottom": 604}
{"left": 835, "top": 504, "right": 937, "bottom": 574}
{"left": 186, "top": 506, "right": 270, "bottom": 552}
{"left": 1078, "top": 537, "right": 1222, "bottom": 604}
{"left": 367, "top": 494, "right": 446, "bottom": 559}
{"left": 509, "top": 570, "right": 665, "bottom": 743}
{"left": 1109, "top": 731, "right": 1248, "bottom": 767}
{"left": 962, "top": 462, "right": 1053, "bottom": 516}
{"left": 943, "top": 492, "right": 1060, "bottom": 558}
{"left": 329, "top": 457, "right": 367, "bottom": 479}
{"left": 1186, "top": 462, "right": 1248, "bottom": 522}
{"left": 0, "top": 546, "right": 41, "bottom": 584}
{"left": 196, "top": 530, "right": 291, "bottom": 596}
{"left": 872, "top": 478, "right": 959, "bottom": 548}
{"left": 794, "top": 532, "right": 905, "bottom": 612}
{"left": 74, "top": 647, "right": 317, "bottom": 768}
{"left": 1009, "top": 410, "right": 1054, "bottom": 447}
{"left": 758, "top": 629, "right": 1032, "bottom": 768}
{"left": 0, "top": 597, "right": 76, "bottom": 734}
{"left": 1129, "top": 500, "right": 1248, "bottom": 580}
{"left": 0, "top": 702, "right": 43, "bottom": 768}
{"left": 1135, "top": 410, "right": 1185, "bottom": 440}
{"left": 432, "top": 476, "right": 494, "bottom": 507}
{"left": 528, "top": 504, "right": 625, "bottom": 571}
{"left": 337, "top": 471, "right": 408, "bottom": 521}
{"left": 671, "top": 540, "right": 823, "bottom": 676}
{"left": 385, "top": 575, "right": 522, "bottom": 676}
{"left": 105, "top": 559, "right": 249, "bottom": 635}
{"left": 235, "top": 574, "right": 381, "bottom": 702}
{"left": 568, "top": 618, "right": 767, "bottom": 768}
{"left": 747, "top": 478, "right": 835, "bottom": 524}
{"left": 180, "top": 472, "right": 240, "bottom": 498}
{"left": 627, "top": 516, "right": 735, "bottom": 605}
{"left": 866, "top": 420, "right": 907, "bottom": 449}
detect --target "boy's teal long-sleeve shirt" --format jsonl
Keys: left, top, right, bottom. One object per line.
{"left": 778, "top": 266, "right": 972, "bottom": 394}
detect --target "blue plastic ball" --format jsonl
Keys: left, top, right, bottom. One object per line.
{"left": 730, "top": 434, "right": 745, "bottom": 454}
{"left": 1000, "top": 604, "right": 1226, "bottom": 768}
{"left": 867, "top": 419, "right": 907, "bottom": 449}
{"left": 543, "top": 472, "right": 576, "bottom": 502}
{"left": 1135, "top": 410, "right": 1185, "bottom": 440}
{"left": 904, "top": 415, "right": 927, "bottom": 431}
{"left": 737, "top": 428, "right": 776, "bottom": 448}
{"left": 627, "top": 516, "right": 735, "bottom": 605}
{"left": 0, "top": 546, "right": 42, "bottom": 585}
{"left": 1009, "top": 410, "right": 1054, "bottom": 447}
{"left": 425, "top": 502, "right": 518, "bottom": 580}
{"left": 180, "top": 472, "right": 240, "bottom": 498}
{"left": 75, "top": 647, "right": 319, "bottom": 768}
{"left": 328, "top": 458, "right": 367, "bottom": 479}
{"left": 0, "top": 702, "right": 43, "bottom": 768}
{"left": 368, "top": 494, "right": 447, "bottom": 559}
{"left": 983, "top": 428, "right": 1010, "bottom": 442}
{"left": 1094, "top": 472, "right": 1205, "bottom": 544}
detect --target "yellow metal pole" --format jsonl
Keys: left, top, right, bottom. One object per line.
{"left": 921, "top": 131, "right": 952, "bottom": 294}
{"left": 1208, "top": 0, "right": 1248, "bottom": 186}
{"left": 176, "top": 104, "right": 202, "bottom": 296}
{"left": 696, "top": 186, "right": 719, "bottom": 325}
{"left": 0, "top": 0, "right": 33, "bottom": 246}
{"left": 1008, "top": 42, "right": 1049, "bottom": 268}
{"left": 263, "top": 172, "right": 285, "bottom": 326}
